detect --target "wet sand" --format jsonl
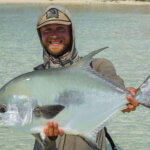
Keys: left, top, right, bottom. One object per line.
{"left": 0, "top": 0, "right": 150, "bottom": 5}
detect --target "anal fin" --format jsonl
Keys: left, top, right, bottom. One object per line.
{"left": 80, "top": 136, "right": 100, "bottom": 150}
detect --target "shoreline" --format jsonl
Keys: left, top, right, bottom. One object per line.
{"left": 0, "top": 0, "right": 150, "bottom": 5}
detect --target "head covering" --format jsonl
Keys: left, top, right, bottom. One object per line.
{"left": 37, "top": 5, "right": 79, "bottom": 69}
{"left": 37, "top": 7, "right": 71, "bottom": 29}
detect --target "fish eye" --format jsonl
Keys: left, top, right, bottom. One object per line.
{"left": 0, "top": 104, "right": 7, "bottom": 113}
{"left": 33, "top": 106, "right": 41, "bottom": 117}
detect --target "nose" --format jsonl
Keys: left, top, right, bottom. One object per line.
{"left": 0, "top": 104, "right": 7, "bottom": 113}
{"left": 50, "top": 30, "right": 58, "bottom": 39}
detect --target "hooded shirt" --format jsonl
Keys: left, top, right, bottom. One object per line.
{"left": 35, "top": 5, "right": 79, "bottom": 70}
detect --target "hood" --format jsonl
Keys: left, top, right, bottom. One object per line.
{"left": 37, "top": 5, "right": 79, "bottom": 69}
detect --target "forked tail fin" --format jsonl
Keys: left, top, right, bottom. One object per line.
{"left": 136, "top": 75, "right": 150, "bottom": 108}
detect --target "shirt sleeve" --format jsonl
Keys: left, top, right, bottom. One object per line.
{"left": 33, "top": 133, "right": 56, "bottom": 150}
{"left": 91, "top": 58, "right": 125, "bottom": 87}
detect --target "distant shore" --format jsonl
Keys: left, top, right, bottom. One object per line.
{"left": 0, "top": 0, "right": 150, "bottom": 5}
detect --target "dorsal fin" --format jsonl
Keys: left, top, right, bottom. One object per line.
{"left": 74, "top": 47, "right": 109, "bottom": 67}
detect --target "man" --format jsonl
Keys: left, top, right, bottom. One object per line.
{"left": 33, "top": 5, "right": 138, "bottom": 150}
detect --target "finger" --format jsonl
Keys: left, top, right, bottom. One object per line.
{"left": 59, "top": 128, "right": 64, "bottom": 136}
{"left": 130, "top": 90, "right": 136, "bottom": 96}
{"left": 126, "top": 87, "right": 137, "bottom": 96}
{"left": 46, "top": 120, "right": 53, "bottom": 126}
{"left": 131, "top": 88, "right": 137, "bottom": 96}
{"left": 126, "top": 95, "right": 139, "bottom": 107}
{"left": 127, "top": 103, "right": 135, "bottom": 111}
{"left": 47, "top": 121, "right": 54, "bottom": 136}
{"left": 122, "top": 107, "right": 130, "bottom": 113}
{"left": 127, "top": 103, "right": 134, "bottom": 110}
{"left": 43, "top": 126, "right": 49, "bottom": 137}
{"left": 53, "top": 121, "right": 59, "bottom": 136}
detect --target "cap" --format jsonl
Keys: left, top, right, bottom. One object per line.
{"left": 37, "top": 8, "right": 71, "bottom": 29}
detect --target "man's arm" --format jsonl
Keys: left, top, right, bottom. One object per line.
{"left": 91, "top": 58, "right": 125, "bottom": 87}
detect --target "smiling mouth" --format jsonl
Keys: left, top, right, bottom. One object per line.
{"left": 49, "top": 40, "right": 63, "bottom": 46}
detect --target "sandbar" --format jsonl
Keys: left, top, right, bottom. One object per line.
{"left": 0, "top": 0, "right": 150, "bottom": 5}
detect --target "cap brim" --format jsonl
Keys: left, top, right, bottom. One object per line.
{"left": 37, "top": 20, "right": 71, "bottom": 29}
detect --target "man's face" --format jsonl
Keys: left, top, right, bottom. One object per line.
{"left": 40, "top": 24, "right": 71, "bottom": 56}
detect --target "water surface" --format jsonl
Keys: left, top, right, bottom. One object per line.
{"left": 0, "top": 4, "right": 150, "bottom": 150}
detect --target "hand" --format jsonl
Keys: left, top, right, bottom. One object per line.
{"left": 43, "top": 121, "right": 64, "bottom": 138}
{"left": 122, "top": 87, "right": 139, "bottom": 113}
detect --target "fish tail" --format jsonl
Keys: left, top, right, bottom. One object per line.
{"left": 136, "top": 75, "right": 150, "bottom": 108}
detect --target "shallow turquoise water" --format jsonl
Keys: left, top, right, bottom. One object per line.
{"left": 0, "top": 4, "right": 150, "bottom": 150}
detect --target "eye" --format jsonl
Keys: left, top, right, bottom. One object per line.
{"left": 57, "top": 27, "right": 65, "bottom": 32}
{"left": 42, "top": 29, "right": 52, "bottom": 34}
{"left": 0, "top": 104, "right": 7, "bottom": 113}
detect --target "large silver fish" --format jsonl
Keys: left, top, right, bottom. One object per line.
{"left": 0, "top": 47, "right": 150, "bottom": 149}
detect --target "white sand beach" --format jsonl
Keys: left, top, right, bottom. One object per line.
{"left": 0, "top": 0, "right": 150, "bottom": 5}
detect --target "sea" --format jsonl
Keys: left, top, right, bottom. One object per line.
{"left": 0, "top": 3, "right": 150, "bottom": 150}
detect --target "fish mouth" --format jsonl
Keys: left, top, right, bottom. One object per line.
{"left": 0, "top": 104, "right": 7, "bottom": 113}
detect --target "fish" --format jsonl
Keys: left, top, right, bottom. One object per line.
{"left": 0, "top": 46, "right": 150, "bottom": 149}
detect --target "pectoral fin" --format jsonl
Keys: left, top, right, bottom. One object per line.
{"left": 33, "top": 104, "right": 65, "bottom": 119}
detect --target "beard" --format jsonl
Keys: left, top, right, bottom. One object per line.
{"left": 44, "top": 42, "right": 71, "bottom": 57}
